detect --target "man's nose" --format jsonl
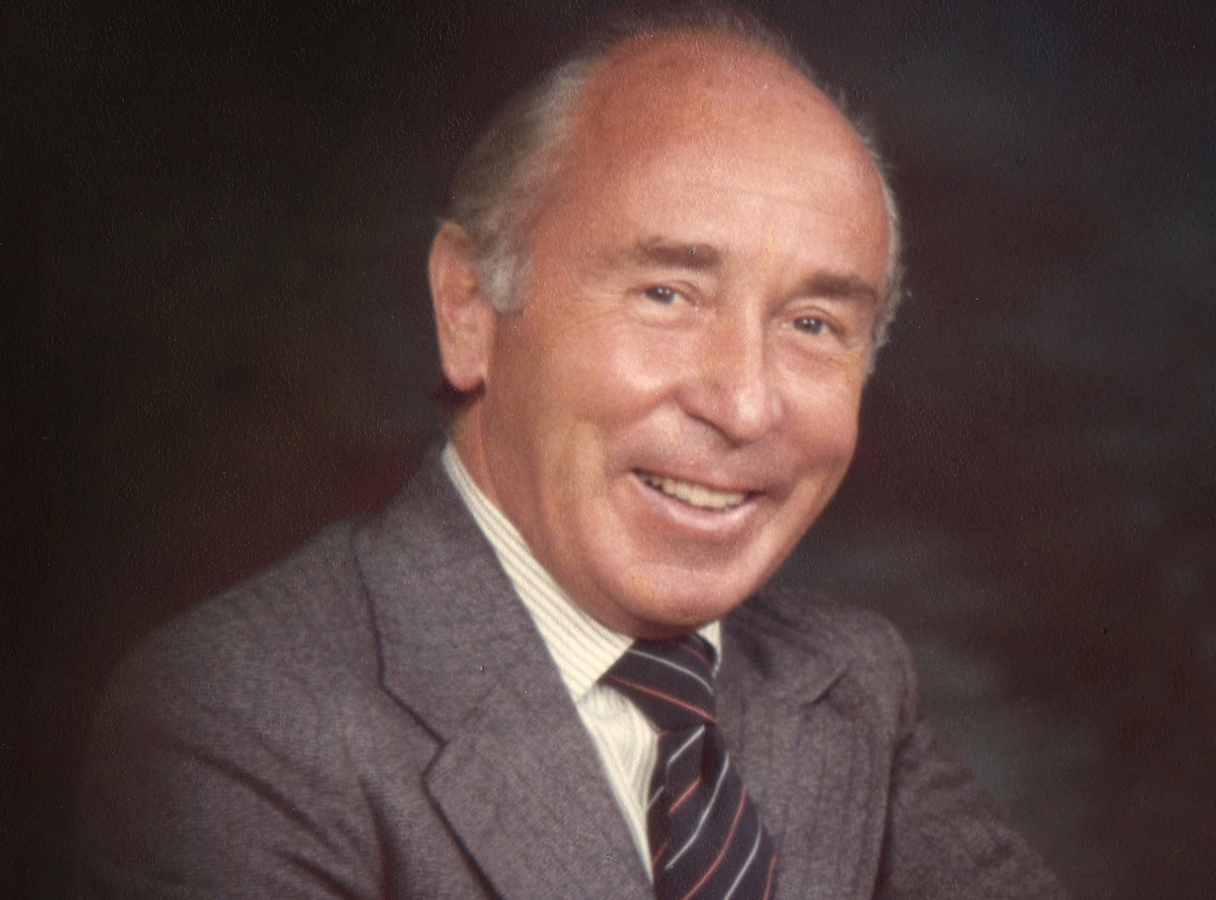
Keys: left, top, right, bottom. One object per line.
{"left": 679, "top": 313, "right": 783, "bottom": 445}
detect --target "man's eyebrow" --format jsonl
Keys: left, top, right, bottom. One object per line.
{"left": 615, "top": 239, "right": 880, "bottom": 304}
{"left": 620, "top": 238, "right": 723, "bottom": 271}
{"left": 793, "top": 272, "right": 881, "bottom": 306}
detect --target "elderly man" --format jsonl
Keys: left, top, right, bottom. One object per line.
{"left": 75, "top": 6, "right": 1066, "bottom": 900}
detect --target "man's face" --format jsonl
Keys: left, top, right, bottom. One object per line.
{"left": 450, "top": 37, "right": 891, "bottom": 638}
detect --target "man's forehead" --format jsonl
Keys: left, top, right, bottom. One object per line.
{"left": 516, "top": 28, "right": 894, "bottom": 315}
{"left": 574, "top": 31, "right": 836, "bottom": 141}
{"left": 558, "top": 32, "right": 878, "bottom": 203}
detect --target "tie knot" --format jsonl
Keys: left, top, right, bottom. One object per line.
{"left": 603, "top": 635, "right": 716, "bottom": 732}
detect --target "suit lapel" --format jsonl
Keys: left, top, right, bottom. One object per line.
{"left": 720, "top": 602, "right": 886, "bottom": 900}
{"left": 354, "top": 453, "right": 651, "bottom": 900}
{"left": 425, "top": 645, "right": 652, "bottom": 900}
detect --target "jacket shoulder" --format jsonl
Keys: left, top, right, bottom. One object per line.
{"left": 729, "top": 584, "right": 921, "bottom": 730}
{"left": 125, "top": 518, "right": 373, "bottom": 694}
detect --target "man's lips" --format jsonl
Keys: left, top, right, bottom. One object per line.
{"left": 635, "top": 470, "right": 753, "bottom": 511}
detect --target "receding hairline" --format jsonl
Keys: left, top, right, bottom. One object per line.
{"left": 583, "top": 27, "right": 825, "bottom": 96}
{"left": 543, "top": 30, "right": 896, "bottom": 297}
{"left": 567, "top": 31, "right": 831, "bottom": 146}
{"left": 569, "top": 30, "right": 884, "bottom": 187}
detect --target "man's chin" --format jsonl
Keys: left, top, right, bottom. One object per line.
{"left": 605, "top": 577, "right": 758, "bottom": 638}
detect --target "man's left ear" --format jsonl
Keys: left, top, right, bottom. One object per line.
{"left": 429, "top": 223, "right": 498, "bottom": 393}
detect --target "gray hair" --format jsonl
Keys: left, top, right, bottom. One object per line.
{"left": 443, "top": 2, "right": 905, "bottom": 351}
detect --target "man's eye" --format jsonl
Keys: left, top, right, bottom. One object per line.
{"left": 793, "top": 316, "right": 828, "bottom": 335}
{"left": 644, "top": 286, "right": 679, "bottom": 304}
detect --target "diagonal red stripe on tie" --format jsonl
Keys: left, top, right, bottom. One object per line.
{"left": 669, "top": 774, "right": 702, "bottom": 815}
{"left": 761, "top": 853, "right": 778, "bottom": 900}
{"left": 675, "top": 639, "right": 711, "bottom": 668}
{"left": 604, "top": 675, "right": 716, "bottom": 723}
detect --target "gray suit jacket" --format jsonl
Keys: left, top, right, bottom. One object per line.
{"left": 75, "top": 453, "right": 1066, "bottom": 899}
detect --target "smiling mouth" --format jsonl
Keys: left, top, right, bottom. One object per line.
{"left": 637, "top": 471, "right": 750, "bottom": 511}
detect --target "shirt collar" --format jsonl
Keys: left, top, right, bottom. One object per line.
{"left": 442, "top": 443, "right": 721, "bottom": 701}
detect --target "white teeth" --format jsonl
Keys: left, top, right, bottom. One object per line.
{"left": 639, "top": 472, "right": 747, "bottom": 510}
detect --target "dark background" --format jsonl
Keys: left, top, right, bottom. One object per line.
{"left": 4, "top": 1, "right": 1215, "bottom": 897}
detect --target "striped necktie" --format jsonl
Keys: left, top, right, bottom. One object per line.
{"left": 604, "top": 635, "right": 777, "bottom": 900}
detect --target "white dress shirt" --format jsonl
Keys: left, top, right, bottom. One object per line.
{"left": 442, "top": 444, "right": 721, "bottom": 874}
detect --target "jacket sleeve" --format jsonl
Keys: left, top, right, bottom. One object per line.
{"left": 72, "top": 608, "right": 382, "bottom": 900}
{"left": 872, "top": 620, "right": 1069, "bottom": 900}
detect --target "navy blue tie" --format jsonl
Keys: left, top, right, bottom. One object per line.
{"left": 604, "top": 635, "right": 777, "bottom": 900}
